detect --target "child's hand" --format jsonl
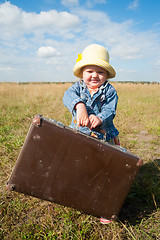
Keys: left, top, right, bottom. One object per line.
{"left": 75, "top": 102, "right": 90, "bottom": 127}
{"left": 89, "top": 114, "right": 102, "bottom": 129}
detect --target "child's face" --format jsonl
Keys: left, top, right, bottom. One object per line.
{"left": 82, "top": 65, "right": 108, "bottom": 89}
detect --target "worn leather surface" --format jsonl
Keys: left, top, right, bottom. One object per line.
{"left": 7, "top": 116, "right": 141, "bottom": 219}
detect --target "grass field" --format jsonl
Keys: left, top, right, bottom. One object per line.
{"left": 0, "top": 82, "right": 160, "bottom": 239}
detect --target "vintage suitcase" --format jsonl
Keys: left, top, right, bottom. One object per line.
{"left": 7, "top": 115, "right": 143, "bottom": 220}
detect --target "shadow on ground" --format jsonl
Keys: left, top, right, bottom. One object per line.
{"left": 119, "top": 159, "right": 160, "bottom": 225}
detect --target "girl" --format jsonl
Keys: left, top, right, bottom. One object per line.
{"left": 63, "top": 44, "right": 120, "bottom": 145}
{"left": 63, "top": 44, "right": 120, "bottom": 224}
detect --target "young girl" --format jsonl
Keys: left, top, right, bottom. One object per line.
{"left": 63, "top": 43, "right": 120, "bottom": 146}
{"left": 63, "top": 44, "right": 120, "bottom": 224}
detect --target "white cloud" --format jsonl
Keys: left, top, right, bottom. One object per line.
{"left": 0, "top": 67, "right": 17, "bottom": 72}
{"left": 0, "top": 1, "right": 80, "bottom": 39}
{"left": 83, "top": 0, "right": 106, "bottom": 9}
{"left": 76, "top": 9, "right": 158, "bottom": 61}
{"left": 127, "top": 0, "right": 139, "bottom": 10}
{"left": 61, "top": 0, "right": 79, "bottom": 6}
{"left": 87, "top": 0, "right": 107, "bottom": 5}
{"left": 155, "top": 60, "right": 160, "bottom": 68}
{"left": 0, "top": 2, "right": 160, "bottom": 82}
{"left": 37, "top": 47, "right": 60, "bottom": 58}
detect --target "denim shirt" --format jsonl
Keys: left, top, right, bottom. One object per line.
{"left": 63, "top": 80, "right": 119, "bottom": 141}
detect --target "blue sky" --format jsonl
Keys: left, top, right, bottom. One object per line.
{"left": 0, "top": 0, "right": 160, "bottom": 82}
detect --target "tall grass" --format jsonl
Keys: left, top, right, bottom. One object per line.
{"left": 0, "top": 82, "right": 160, "bottom": 239}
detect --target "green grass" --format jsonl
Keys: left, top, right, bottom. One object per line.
{"left": 0, "top": 82, "right": 160, "bottom": 239}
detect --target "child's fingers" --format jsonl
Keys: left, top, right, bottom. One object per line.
{"left": 89, "top": 115, "right": 102, "bottom": 129}
{"left": 77, "top": 116, "right": 90, "bottom": 127}
{"left": 89, "top": 115, "right": 96, "bottom": 128}
{"left": 82, "top": 117, "right": 90, "bottom": 127}
{"left": 76, "top": 103, "right": 90, "bottom": 127}
{"left": 90, "top": 120, "right": 97, "bottom": 129}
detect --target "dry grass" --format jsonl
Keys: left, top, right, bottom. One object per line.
{"left": 0, "top": 82, "right": 160, "bottom": 239}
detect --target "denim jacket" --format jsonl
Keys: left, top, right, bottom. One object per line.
{"left": 63, "top": 80, "right": 119, "bottom": 141}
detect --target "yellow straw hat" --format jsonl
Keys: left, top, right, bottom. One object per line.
{"left": 73, "top": 44, "right": 116, "bottom": 79}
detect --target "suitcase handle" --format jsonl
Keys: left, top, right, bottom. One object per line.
{"left": 92, "top": 126, "right": 106, "bottom": 141}
{"left": 93, "top": 126, "right": 106, "bottom": 135}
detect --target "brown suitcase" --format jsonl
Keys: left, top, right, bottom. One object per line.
{"left": 7, "top": 115, "right": 143, "bottom": 220}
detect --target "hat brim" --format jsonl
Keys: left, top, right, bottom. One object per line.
{"left": 73, "top": 59, "right": 116, "bottom": 79}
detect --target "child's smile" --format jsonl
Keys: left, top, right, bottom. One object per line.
{"left": 82, "top": 65, "right": 108, "bottom": 89}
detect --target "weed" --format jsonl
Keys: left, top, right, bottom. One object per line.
{"left": 0, "top": 82, "right": 160, "bottom": 239}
